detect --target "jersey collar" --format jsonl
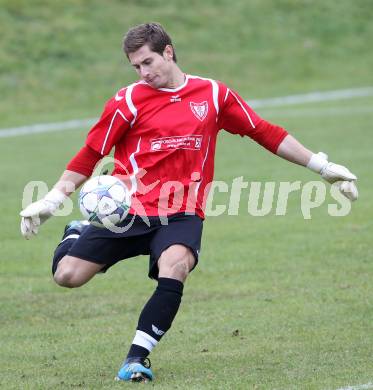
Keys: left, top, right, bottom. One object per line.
{"left": 156, "top": 74, "right": 189, "bottom": 93}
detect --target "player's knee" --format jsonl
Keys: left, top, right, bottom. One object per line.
{"left": 159, "top": 262, "right": 189, "bottom": 281}
{"left": 158, "top": 245, "right": 195, "bottom": 281}
{"left": 172, "top": 260, "right": 190, "bottom": 279}
{"left": 53, "top": 267, "right": 82, "bottom": 288}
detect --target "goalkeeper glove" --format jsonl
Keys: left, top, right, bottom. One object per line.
{"left": 20, "top": 188, "right": 67, "bottom": 239}
{"left": 307, "top": 152, "right": 358, "bottom": 201}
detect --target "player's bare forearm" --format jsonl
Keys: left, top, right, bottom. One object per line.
{"left": 276, "top": 134, "right": 313, "bottom": 167}
{"left": 53, "top": 170, "right": 88, "bottom": 196}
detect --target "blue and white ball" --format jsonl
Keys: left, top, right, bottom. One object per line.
{"left": 79, "top": 175, "right": 131, "bottom": 228}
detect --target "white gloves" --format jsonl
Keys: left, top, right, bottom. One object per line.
{"left": 20, "top": 189, "right": 67, "bottom": 239}
{"left": 307, "top": 152, "right": 358, "bottom": 201}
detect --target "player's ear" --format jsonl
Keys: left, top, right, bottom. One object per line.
{"left": 163, "top": 45, "right": 174, "bottom": 61}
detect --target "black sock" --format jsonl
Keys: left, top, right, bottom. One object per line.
{"left": 126, "top": 277, "right": 184, "bottom": 360}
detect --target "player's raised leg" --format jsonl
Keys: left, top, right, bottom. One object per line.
{"left": 53, "top": 255, "right": 104, "bottom": 288}
{"left": 116, "top": 244, "right": 195, "bottom": 382}
{"left": 51, "top": 220, "right": 105, "bottom": 288}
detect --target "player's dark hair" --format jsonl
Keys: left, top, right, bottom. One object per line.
{"left": 123, "top": 22, "right": 177, "bottom": 62}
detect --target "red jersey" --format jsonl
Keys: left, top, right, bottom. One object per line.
{"left": 84, "top": 75, "right": 287, "bottom": 218}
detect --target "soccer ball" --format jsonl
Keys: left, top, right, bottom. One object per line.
{"left": 79, "top": 175, "right": 131, "bottom": 228}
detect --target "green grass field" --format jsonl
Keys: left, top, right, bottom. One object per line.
{"left": 1, "top": 1, "right": 373, "bottom": 389}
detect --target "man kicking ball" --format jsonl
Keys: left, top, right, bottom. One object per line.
{"left": 20, "top": 22, "right": 358, "bottom": 382}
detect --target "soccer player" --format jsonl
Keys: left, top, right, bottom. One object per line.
{"left": 20, "top": 23, "right": 358, "bottom": 382}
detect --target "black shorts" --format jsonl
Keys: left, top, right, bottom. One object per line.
{"left": 68, "top": 213, "right": 203, "bottom": 279}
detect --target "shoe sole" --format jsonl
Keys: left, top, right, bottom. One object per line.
{"left": 115, "top": 372, "right": 151, "bottom": 383}
{"left": 131, "top": 372, "right": 151, "bottom": 382}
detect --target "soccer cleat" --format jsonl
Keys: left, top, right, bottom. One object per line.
{"left": 115, "top": 357, "right": 153, "bottom": 382}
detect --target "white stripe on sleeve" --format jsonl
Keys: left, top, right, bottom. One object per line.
{"left": 224, "top": 88, "right": 230, "bottom": 102}
{"left": 229, "top": 90, "right": 256, "bottom": 128}
{"left": 126, "top": 83, "right": 138, "bottom": 127}
{"left": 100, "top": 109, "right": 129, "bottom": 155}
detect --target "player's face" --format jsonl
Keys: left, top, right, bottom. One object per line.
{"left": 128, "top": 44, "right": 174, "bottom": 89}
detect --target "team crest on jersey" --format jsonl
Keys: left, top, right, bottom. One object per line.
{"left": 190, "top": 101, "right": 208, "bottom": 121}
